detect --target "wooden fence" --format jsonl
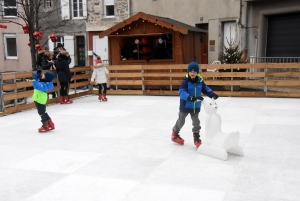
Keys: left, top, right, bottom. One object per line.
{"left": 1, "top": 63, "right": 300, "bottom": 116}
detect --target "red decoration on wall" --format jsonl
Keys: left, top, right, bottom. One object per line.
{"left": 50, "top": 33, "right": 58, "bottom": 42}
{"left": 28, "top": 42, "right": 31, "bottom": 47}
{"left": 0, "top": 24, "right": 8, "bottom": 29}
{"left": 22, "top": 25, "right": 29, "bottom": 34}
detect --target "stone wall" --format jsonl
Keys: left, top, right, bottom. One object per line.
{"left": 87, "top": 0, "right": 129, "bottom": 31}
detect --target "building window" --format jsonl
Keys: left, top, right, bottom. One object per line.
{"left": 104, "top": 0, "right": 114, "bottom": 17}
{"left": 54, "top": 37, "right": 65, "bottom": 49}
{"left": 3, "top": 0, "right": 17, "bottom": 17}
{"left": 44, "top": 0, "right": 52, "bottom": 9}
{"left": 4, "top": 34, "right": 18, "bottom": 59}
{"left": 72, "top": 0, "right": 83, "bottom": 18}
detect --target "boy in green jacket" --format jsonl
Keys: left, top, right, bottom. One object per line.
{"left": 32, "top": 70, "right": 56, "bottom": 132}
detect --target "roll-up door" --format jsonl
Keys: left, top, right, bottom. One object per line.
{"left": 266, "top": 12, "right": 300, "bottom": 57}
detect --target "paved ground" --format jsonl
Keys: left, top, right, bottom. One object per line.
{"left": 0, "top": 95, "right": 300, "bottom": 201}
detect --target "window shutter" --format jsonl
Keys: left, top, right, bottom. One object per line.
{"left": 61, "top": 0, "right": 70, "bottom": 20}
{"left": 48, "top": 37, "right": 54, "bottom": 52}
{"left": 64, "top": 35, "right": 75, "bottom": 67}
{"left": 83, "top": 0, "right": 87, "bottom": 18}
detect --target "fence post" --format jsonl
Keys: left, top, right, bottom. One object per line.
{"left": 23, "top": 78, "right": 28, "bottom": 104}
{"left": 0, "top": 74, "right": 3, "bottom": 112}
{"left": 170, "top": 69, "right": 172, "bottom": 91}
{"left": 115, "top": 70, "right": 118, "bottom": 90}
{"left": 73, "top": 72, "right": 77, "bottom": 94}
{"left": 141, "top": 68, "right": 145, "bottom": 91}
{"left": 264, "top": 67, "right": 267, "bottom": 94}
{"left": 231, "top": 67, "right": 233, "bottom": 92}
{"left": 13, "top": 78, "right": 17, "bottom": 106}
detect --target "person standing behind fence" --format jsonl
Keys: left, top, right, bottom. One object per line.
{"left": 32, "top": 70, "right": 56, "bottom": 132}
{"left": 90, "top": 60, "right": 109, "bottom": 102}
{"left": 41, "top": 51, "right": 57, "bottom": 98}
{"left": 55, "top": 50, "right": 73, "bottom": 104}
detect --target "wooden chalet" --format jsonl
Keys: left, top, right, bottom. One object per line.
{"left": 99, "top": 12, "right": 206, "bottom": 65}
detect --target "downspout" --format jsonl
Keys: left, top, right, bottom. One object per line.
{"left": 129, "top": 0, "right": 132, "bottom": 17}
{"left": 244, "top": 1, "right": 248, "bottom": 49}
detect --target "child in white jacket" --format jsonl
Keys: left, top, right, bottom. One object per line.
{"left": 91, "top": 63, "right": 109, "bottom": 101}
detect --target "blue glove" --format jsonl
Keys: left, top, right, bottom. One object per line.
{"left": 32, "top": 72, "right": 40, "bottom": 80}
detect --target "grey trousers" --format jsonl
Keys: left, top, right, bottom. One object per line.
{"left": 173, "top": 111, "right": 201, "bottom": 133}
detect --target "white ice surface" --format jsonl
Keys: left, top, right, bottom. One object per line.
{"left": 1, "top": 95, "right": 300, "bottom": 201}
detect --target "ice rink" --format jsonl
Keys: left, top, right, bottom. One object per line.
{"left": 0, "top": 95, "right": 300, "bottom": 201}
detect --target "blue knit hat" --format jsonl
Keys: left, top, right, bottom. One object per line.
{"left": 187, "top": 62, "right": 200, "bottom": 73}
{"left": 44, "top": 72, "right": 56, "bottom": 82}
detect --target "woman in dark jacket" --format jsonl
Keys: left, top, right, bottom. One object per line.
{"left": 41, "top": 51, "right": 57, "bottom": 98}
{"left": 55, "top": 51, "right": 73, "bottom": 104}
{"left": 41, "top": 51, "right": 55, "bottom": 70}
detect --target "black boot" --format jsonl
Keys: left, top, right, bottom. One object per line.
{"left": 193, "top": 133, "right": 201, "bottom": 148}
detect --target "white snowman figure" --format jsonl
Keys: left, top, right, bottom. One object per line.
{"left": 198, "top": 98, "right": 244, "bottom": 160}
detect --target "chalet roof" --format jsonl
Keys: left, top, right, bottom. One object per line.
{"left": 150, "top": 15, "right": 205, "bottom": 33}
{"left": 99, "top": 12, "right": 205, "bottom": 38}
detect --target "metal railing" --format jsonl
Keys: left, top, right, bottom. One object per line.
{"left": 249, "top": 57, "right": 300, "bottom": 63}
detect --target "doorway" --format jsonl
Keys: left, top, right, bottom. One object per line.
{"left": 76, "top": 36, "right": 85, "bottom": 66}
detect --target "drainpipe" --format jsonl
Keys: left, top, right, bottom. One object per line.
{"left": 244, "top": 1, "right": 248, "bottom": 48}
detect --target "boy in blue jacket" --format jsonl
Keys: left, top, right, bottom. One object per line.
{"left": 172, "top": 62, "right": 219, "bottom": 148}
{"left": 32, "top": 70, "right": 56, "bottom": 132}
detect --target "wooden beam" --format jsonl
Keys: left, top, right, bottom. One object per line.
{"left": 106, "top": 90, "right": 144, "bottom": 95}
{"left": 107, "top": 65, "right": 143, "bottom": 70}
{"left": 107, "top": 73, "right": 143, "bottom": 78}
{"left": 266, "top": 91, "right": 300, "bottom": 98}
{"left": 108, "top": 80, "right": 143, "bottom": 85}
{"left": 266, "top": 80, "right": 300, "bottom": 87}
{"left": 205, "top": 80, "right": 265, "bottom": 86}
{"left": 143, "top": 80, "right": 182, "bottom": 85}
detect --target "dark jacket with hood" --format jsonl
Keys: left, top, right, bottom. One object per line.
{"left": 37, "top": 50, "right": 47, "bottom": 69}
{"left": 179, "top": 74, "right": 214, "bottom": 113}
{"left": 55, "top": 54, "right": 72, "bottom": 82}
{"left": 41, "top": 55, "right": 54, "bottom": 70}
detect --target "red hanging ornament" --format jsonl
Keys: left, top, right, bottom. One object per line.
{"left": 35, "top": 44, "right": 42, "bottom": 50}
{"left": 33, "top": 31, "right": 40, "bottom": 39}
{"left": 28, "top": 42, "right": 31, "bottom": 47}
{"left": 49, "top": 33, "right": 58, "bottom": 42}
{"left": 38, "top": 31, "right": 44, "bottom": 40}
{"left": 22, "top": 25, "right": 29, "bottom": 34}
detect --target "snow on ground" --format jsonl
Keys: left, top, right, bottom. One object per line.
{"left": 1, "top": 95, "right": 300, "bottom": 201}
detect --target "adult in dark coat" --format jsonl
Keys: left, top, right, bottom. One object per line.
{"left": 53, "top": 43, "right": 72, "bottom": 65}
{"left": 55, "top": 50, "right": 73, "bottom": 104}
{"left": 41, "top": 51, "right": 57, "bottom": 98}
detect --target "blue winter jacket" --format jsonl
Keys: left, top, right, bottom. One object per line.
{"left": 179, "top": 74, "right": 214, "bottom": 113}
{"left": 32, "top": 79, "right": 54, "bottom": 104}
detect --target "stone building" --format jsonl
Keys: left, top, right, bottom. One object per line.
{"left": 86, "top": 0, "right": 130, "bottom": 65}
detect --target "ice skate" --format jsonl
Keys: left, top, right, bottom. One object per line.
{"left": 64, "top": 96, "right": 73, "bottom": 104}
{"left": 98, "top": 94, "right": 103, "bottom": 101}
{"left": 47, "top": 119, "right": 55, "bottom": 130}
{"left": 38, "top": 121, "right": 50, "bottom": 132}
{"left": 102, "top": 94, "right": 108, "bottom": 101}
{"left": 193, "top": 133, "right": 202, "bottom": 148}
{"left": 171, "top": 130, "right": 184, "bottom": 145}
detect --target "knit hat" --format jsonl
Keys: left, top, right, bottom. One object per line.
{"left": 56, "top": 43, "right": 64, "bottom": 48}
{"left": 44, "top": 72, "right": 56, "bottom": 82}
{"left": 187, "top": 62, "right": 200, "bottom": 73}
